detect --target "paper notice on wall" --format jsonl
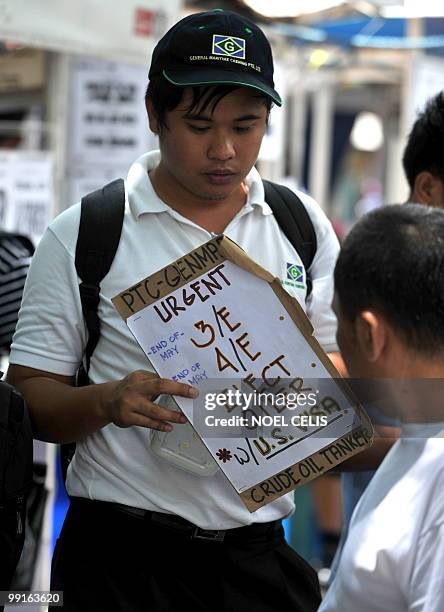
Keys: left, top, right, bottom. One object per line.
{"left": 67, "top": 57, "right": 154, "bottom": 168}
{"left": 0, "top": 151, "right": 53, "bottom": 244}
{"left": 65, "top": 56, "right": 158, "bottom": 206}
{"left": 113, "top": 236, "right": 373, "bottom": 512}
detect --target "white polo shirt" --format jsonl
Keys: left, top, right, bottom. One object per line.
{"left": 320, "top": 423, "right": 444, "bottom": 612}
{"left": 10, "top": 150, "right": 339, "bottom": 529}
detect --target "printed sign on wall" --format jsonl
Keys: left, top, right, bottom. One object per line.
{"left": 0, "top": 151, "right": 53, "bottom": 243}
{"left": 66, "top": 57, "right": 158, "bottom": 205}
{"left": 68, "top": 58, "right": 154, "bottom": 168}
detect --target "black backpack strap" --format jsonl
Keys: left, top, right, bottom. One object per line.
{"left": 263, "top": 179, "right": 317, "bottom": 298}
{"left": 61, "top": 179, "right": 125, "bottom": 489}
{"left": 75, "top": 178, "right": 125, "bottom": 373}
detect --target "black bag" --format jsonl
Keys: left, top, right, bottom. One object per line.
{"left": 0, "top": 377, "right": 33, "bottom": 591}
{"left": 61, "top": 178, "right": 317, "bottom": 482}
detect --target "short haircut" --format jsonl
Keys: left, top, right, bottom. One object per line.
{"left": 402, "top": 91, "right": 444, "bottom": 189}
{"left": 145, "top": 78, "right": 272, "bottom": 129}
{"left": 335, "top": 204, "right": 444, "bottom": 356}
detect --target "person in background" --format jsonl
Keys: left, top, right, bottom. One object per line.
{"left": 320, "top": 203, "right": 444, "bottom": 612}
{"left": 329, "top": 90, "right": 444, "bottom": 584}
{"left": 403, "top": 91, "right": 444, "bottom": 209}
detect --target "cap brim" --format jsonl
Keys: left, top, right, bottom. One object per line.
{"left": 163, "top": 68, "right": 282, "bottom": 106}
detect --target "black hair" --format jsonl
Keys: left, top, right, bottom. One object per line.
{"left": 335, "top": 204, "right": 444, "bottom": 356}
{"left": 402, "top": 91, "right": 444, "bottom": 189}
{"left": 145, "top": 77, "right": 272, "bottom": 129}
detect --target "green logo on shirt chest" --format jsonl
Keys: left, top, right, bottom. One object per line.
{"left": 283, "top": 262, "right": 305, "bottom": 290}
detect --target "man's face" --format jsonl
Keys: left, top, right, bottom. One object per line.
{"left": 151, "top": 87, "right": 268, "bottom": 203}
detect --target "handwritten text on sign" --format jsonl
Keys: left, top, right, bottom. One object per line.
{"left": 113, "top": 237, "right": 373, "bottom": 511}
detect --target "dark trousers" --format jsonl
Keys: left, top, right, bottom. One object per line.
{"left": 50, "top": 498, "right": 321, "bottom": 612}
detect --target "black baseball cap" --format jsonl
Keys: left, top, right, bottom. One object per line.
{"left": 148, "top": 8, "right": 282, "bottom": 106}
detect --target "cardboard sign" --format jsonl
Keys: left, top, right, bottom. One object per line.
{"left": 113, "top": 236, "right": 373, "bottom": 512}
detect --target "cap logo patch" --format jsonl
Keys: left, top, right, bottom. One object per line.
{"left": 212, "top": 35, "right": 246, "bottom": 59}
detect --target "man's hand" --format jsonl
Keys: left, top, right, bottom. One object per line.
{"left": 6, "top": 364, "right": 199, "bottom": 443}
{"left": 102, "top": 370, "right": 198, "bottom": 432}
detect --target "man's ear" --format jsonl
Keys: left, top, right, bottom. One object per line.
{"left": 412, "top": 171, "right": 444, "bottom": 207}
{"left": 355, "top": 310, "right": 387, "bottom": 362}
{"left": 145, "top": 97, "right": 160, "bottom": 135}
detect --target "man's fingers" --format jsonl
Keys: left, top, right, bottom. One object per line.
{"left": 135, "top": 402, "right": 188, "bottom": 424}
{"left": 138, "top": 377, "right": 199, "bottom": 400}
{"left": 128, "top": 412, "right": 175, "bottom": 432}
{"left": 110, "top": 371, "right": 197, "bottom": 431}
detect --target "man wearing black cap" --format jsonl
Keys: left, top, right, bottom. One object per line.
{"left": 8, "top": 9, "right": 340, "bottom": 611}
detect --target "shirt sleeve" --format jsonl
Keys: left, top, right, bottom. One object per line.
{"left": 408, "top": 521, "right": 444, "bottom": 612}
{"left": 9, "top": 218, "right": 86, "bottom": 376}
{"left": 319, "top": 530, "right": 404, "bottom": 612}
{"left": 296, "top": 191, "right": 340, "bottom": 353}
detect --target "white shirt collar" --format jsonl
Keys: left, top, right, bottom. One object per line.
{"left": 127, "top": 150, "right": 272, "bottom": 219}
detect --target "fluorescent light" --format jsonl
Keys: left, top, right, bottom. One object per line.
{"left": 242, "top": 0, "right": 343, "bottom": 18}
{"left": 309, "top": 48, "right": 330, "bottom": 67}
{"left": 350, "top": 112, "right": 384, "bottom": 152}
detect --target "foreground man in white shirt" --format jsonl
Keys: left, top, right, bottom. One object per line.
{"left": 320, "top": 203, "right": 444, "bottom": 612}
{"left": 7, "top": 9, "right": 343, "bottom": 612}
